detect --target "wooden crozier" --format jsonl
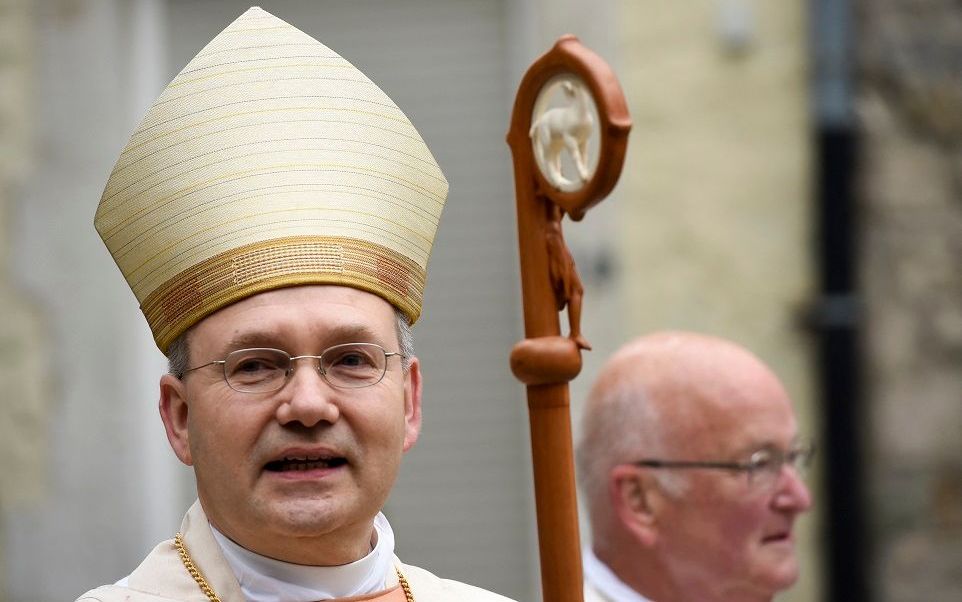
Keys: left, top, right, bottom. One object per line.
{"left": 507, "top": 36, "right": 630, "bottom": 602}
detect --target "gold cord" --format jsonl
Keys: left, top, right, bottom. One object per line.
{"left": 173, "top": 532, "right": 414, "bottom": 601}
{"left": 174, "top": 532, "right": 222, "bottom": 602}
{"left": 395, "top": 567, "right": 415, "bottom": 602}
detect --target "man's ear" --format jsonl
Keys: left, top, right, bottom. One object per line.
{"left": 401, "top": 357, "right": 423, "bottom": 452}
{"left": 159, "top": 374, "right": 193, "bottom": 466}
{"left": 609, "top": 465, "right": 658, "bottom": 547}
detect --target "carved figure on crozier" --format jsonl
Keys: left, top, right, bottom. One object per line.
{"left": 545, "top": 201, "right": 591, "bottom": 350}
{"left": 530, "top": 78, "right": 599, "bottom": 192}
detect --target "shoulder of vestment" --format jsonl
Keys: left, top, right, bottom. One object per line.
{"left": 398, "top": 559, "right": 519, "bottom": 601}
{"left": 75, "top": 584, "right": 185, "bottom": 602}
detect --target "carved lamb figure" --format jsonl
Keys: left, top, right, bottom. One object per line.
{"left": 529, "top": 80, "right": 594, "bottom": 189}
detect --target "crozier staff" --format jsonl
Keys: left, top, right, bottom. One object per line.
{"left": 77, "top": 7, "right": 515, "bottom": 602}
{"left": 506, "top": 36, "right": 630, "bottom": 602}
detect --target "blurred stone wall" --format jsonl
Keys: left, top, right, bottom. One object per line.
{"left": 2, "top": 3, "right": 186, "bottom": 599}
{"left": 0, "top": 1, "right": 48, "bottom": 597}
{"left": 858, "top": 1, "right": 962, "bottom": 600}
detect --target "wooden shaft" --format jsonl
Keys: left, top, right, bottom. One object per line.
{"left": 512, "top": 189, "right": 556, "bottom": 339}
{"left": 506, "top": 36, "right": 629, "bottom": 602}
{"left": 510, "top": 160, "right": 585, "bottom": 600}
{"left": 527, "top": 384, "right": 584, "bottom": 602}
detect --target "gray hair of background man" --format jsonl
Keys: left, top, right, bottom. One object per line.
{"left": 576, "top": 347, "right": 687, "bottom": 543}
{"left": 167, "top": 305, "right": 415, "bottom": 377}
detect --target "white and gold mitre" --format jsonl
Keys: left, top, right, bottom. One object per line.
{"left": 95, "top": 6, "right": 447, "bottom": 352}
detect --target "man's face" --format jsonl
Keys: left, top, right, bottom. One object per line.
{"left": 652, "top": 358, "right": 813, "bottom": 601}
{"left": 159, "top": 285, "right": 421, "bottom": 564}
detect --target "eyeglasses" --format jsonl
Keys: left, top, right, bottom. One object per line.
{"left": 633, "top": 440, "right": 815, "bottom": 489}
{"left": 182, "top": 343, "right": 405, "bottom": 393}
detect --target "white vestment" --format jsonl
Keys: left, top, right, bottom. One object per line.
{"left": 76, "top": 501, "right": 515, "bottom": 602}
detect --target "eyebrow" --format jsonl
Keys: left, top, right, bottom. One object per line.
{"left": 735, "top": 434, "right": 804, "bottom": 457}
{"left": 218, "top": 323, "right": 388, "bottom": 356}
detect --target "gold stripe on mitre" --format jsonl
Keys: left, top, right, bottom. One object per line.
{"left": 94, "top": 6, "right": 447, "bottom": 352}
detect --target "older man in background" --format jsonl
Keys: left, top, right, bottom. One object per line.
{"left": 576, "top": 332, "right": 814, "bottom": 602}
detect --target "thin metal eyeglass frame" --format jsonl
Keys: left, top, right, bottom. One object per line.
{"left": 633, "top": 442, "right": 816, "bottom": 478}
{"left": 181, "top": 343, "right": 406, "bottom": 392}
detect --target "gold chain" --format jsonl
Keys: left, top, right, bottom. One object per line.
{"left": 174, "top": 532, "right": 223, "bottom": 602}
{"left": 395, "top": 568, "right": 415, "bottom": 602}
{"left": 173, "top": 532, "right": 414, "bottom": 601}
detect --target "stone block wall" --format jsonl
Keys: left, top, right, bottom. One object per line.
{"left": 858, "top": 1, "right": 962, "bottom": 600}
{"left": 857, "top": 0, "right": 962, "bottom": 602}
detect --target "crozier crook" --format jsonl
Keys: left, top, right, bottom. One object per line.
{"left": 506, "top": 36, "right": 630, "bottom": 602}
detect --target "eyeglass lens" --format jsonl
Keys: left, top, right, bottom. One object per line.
{"left": 747, "top": 444, "right": 814, "bottom": 486}
{"left": 223, "top": 343, "right": 389, "bottom": 392}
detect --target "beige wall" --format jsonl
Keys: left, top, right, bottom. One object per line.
{"left": 522, "top": 1, "right": 818, "bottom": 599}
{"left": 616, "top": 2, "right": 819, "bottom": 599}
{"left": 0, "top": 1, "right": 45, "bottom": 596}
{"left": 571, "top": 1, "right": 820, "bottom": 600}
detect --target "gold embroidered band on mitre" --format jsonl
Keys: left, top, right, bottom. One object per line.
{"left": 143, "top": 236, "right": 424, "bottom": 352}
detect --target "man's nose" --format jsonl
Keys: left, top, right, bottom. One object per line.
{"left": 774, "top": 464, "right": 814, "bottom": 512}
{"left": 274, "top": 358, "right": 340, "bottom": 427}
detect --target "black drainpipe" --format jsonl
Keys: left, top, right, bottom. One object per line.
{"left": 809, "top": 1, "right": 869, "bottom": 600}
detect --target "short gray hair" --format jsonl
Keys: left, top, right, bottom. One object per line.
{"left": 167, "top": 330, "right": 191, "bottom": 378}
{"left": 167, "top": 306, "right": 415, "bottom": 377}
{"left": 576, "top": 375, "right": 687, "bottom": 527}
{"left": 393, "top": 307, "right": 414, "bottom": 373}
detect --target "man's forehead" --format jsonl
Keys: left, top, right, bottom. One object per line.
{"left": 665, "top": 388, "right": 799, "bottom": 457}
{"left": 191, "top": 285, "right": 398, "bottom": 344}
{"left": 212, "top": 284, "right": 393, "bottom": 312}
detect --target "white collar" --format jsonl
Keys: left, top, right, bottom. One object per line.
{"left": 583, "top": 546, "right": 654, "bottom": 602}
{"left": 210, "top": 512, "right": 396, "bottom": 601}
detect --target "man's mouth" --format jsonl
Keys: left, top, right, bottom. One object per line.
{"left": 761, "top": 531, "right": 791, "bottom": 544}
{"left": 264, "top": 455, "right": 348, "bottom": 472}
